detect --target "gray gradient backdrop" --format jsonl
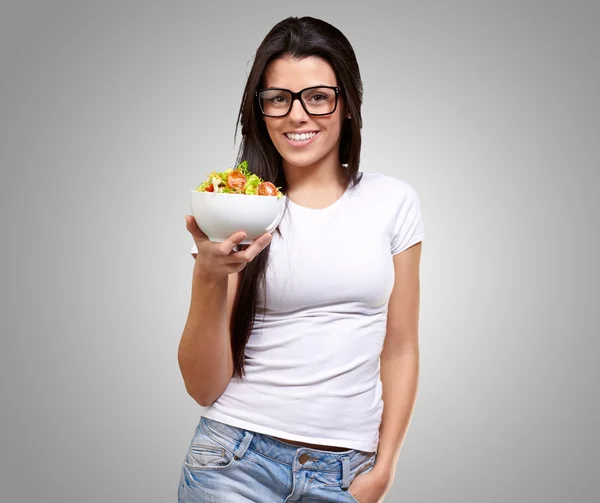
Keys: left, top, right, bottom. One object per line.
{"left": 1, "top": 1, "right": 598, "bottom": 502}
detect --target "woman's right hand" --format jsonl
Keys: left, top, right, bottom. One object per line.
{"left": 185, "top": 215, "right": 272, "bottom": 280}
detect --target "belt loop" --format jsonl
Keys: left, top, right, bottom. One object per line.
{"left": 340, "top": 456, "right": 351, "bottom": 490}
{"left": 233, "top": 431, "right": 254, "bottom": 460}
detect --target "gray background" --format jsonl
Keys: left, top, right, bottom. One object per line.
{"left": 1, "top": 1, "right": 598, "bottom": 502}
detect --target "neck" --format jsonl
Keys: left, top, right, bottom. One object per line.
{"left": 282, "top": 155, "right": 348, "bottom": 194}
{"left": 281, "top": 155, "right": 349, "bottom": 208}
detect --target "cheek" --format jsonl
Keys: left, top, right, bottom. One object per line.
{"left": 265, "top": 121, "right": 283, "bottom": 144}
{"left": 321, "top": 119, "right": 344, "bottom": 143}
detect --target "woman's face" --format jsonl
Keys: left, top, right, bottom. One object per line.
{"left": 260, "top": 54, "right": 347, "bottom": 171}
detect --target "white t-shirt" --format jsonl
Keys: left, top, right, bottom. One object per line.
{"left": 189, "top": 172, "right": 425, "bottom": 452}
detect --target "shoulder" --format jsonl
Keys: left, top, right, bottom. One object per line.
{"left": 352, "top": 171, "right": 420, "bottom": 206}
{"left": 345, "top": 171, "right": 425, "bottom": 255}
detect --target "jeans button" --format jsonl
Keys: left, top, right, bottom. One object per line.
{"left": 299, "top": 453, "right": 309, "bottom": 464}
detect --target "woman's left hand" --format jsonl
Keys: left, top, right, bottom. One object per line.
{"left": 347, "top": 468, "right": 394, "bottom": 503}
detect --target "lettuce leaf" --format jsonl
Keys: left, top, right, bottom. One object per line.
{"left": 195, "top": 159, "right": 283, "bottom": 196}
{"left": 244, "top": 174, "right": 261, "bottom": 195}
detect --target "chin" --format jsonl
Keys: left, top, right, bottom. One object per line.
{"left": 277, "top": 144, "right": 336, "bottom": 168}
{"left": 282, "top": 153, "right": 328, "bottom": 169}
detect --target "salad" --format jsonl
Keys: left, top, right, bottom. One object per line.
{"left": 194, "top": 160, "right": 283, "bottom": 198}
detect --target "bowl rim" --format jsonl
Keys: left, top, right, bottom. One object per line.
{"left": 190, "top": 190, "right": 286, "bottom": 199}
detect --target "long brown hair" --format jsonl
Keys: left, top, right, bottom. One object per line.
{"left": 230, "top": 16, "right": 364, "bottom": 378}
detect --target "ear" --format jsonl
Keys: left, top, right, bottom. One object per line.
{"left": 340, "top": 97, "right": 350, "bottom": 120}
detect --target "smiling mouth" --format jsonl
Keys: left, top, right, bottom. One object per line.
{"left": 284, "top": 131, "right": 319, "bottom": 141}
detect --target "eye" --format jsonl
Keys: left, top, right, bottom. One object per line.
{"left": 269, "top": 94, "right": 288, "bottom": 104}
{"left": 304, "top": 89, "right": 335, "bottom": 104}
{"left": 311, "top": 94, "right": 327, "bottom": 102}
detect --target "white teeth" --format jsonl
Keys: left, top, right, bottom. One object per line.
{"left": 286, "top": 132, "right": 317, "bottom": 141}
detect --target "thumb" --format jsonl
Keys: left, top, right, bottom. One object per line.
{"left": 185, "top": 215, "right": 208, "bottom": 242}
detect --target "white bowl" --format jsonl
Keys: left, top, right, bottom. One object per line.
{"left": 190, "top": 190, "right": 287, "bottom": 244}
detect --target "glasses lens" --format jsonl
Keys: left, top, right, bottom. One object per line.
{"left": 258, "top": 87, "right": 337, "bottom": 116}
{"left": 301, "top": 87, "right": 337, "bottom": 115}
{"left": 258, "top": 89, "right": 292, "bottom": 117}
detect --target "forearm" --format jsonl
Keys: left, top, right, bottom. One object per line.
{"left": 373, "top": 348, "right": 420, "bottom": 478}
{"left": 178, "top": 273, "right": 233, "bottom": 405}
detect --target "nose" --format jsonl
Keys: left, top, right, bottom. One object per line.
{"left": 288, "top": 97, "right": 309, "bottom": 122}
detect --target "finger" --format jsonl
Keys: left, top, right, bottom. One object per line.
{"left": 229, "top": 233, "right": 272, "bottom": 263}
{"left": 215, "top": 231, "right": 247, "bottom": 256}
{"left": 185, "top": 215, "right": 208, "bottom": 241}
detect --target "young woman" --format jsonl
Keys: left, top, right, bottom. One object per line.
{"left": 179, "top": 16, "right": 424, "bottom": 503}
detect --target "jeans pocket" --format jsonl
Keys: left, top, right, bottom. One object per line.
{"left": 344, "top": 453, "right": 377, "bottom": 502}
{"left": 183, "top": 421, "right": 236, "bottom": 471}
{"left": 346, "top": 490, "right": 362, "bottom": 503}
{"left": 354, "top": 452, "right": 377, "bottom": 478}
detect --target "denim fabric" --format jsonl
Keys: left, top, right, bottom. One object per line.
{"left": 178, "top": 416, "right": 378, "bottom": 502}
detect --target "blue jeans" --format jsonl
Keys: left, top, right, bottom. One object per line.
{"left": 178, "top": 416, "right": 378, "bottom": 502}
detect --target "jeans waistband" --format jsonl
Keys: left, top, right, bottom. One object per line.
{"left": 199, "top": 416, "right": 375, "bottom": 474}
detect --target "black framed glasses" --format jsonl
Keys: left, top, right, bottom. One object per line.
{"left": 255, "top": 86, "right": 341, "bottom": 117}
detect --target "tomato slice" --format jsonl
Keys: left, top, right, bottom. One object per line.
{"left": 227, "top": 171, "right": 247, "bottom": 191}
{"left": 257, "top": 181, "right": 278, "bottom": 196}
{"left": 204, "top": 184, "right": 214, "bottom": 192}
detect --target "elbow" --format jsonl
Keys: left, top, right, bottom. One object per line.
{"left": 195, "top": 394, "right": 216, "bottom": 408}
{"left": 183, "top": 381, "right": 216, "bottom": 407}
{"left": 179, "top": 365, "right": 219, "bottom": 407}
{"left": 178, "top": 357, "right": 212, "bottom": 407}
{"left": 178, "top": 348, "right": 229, "bottom": 407}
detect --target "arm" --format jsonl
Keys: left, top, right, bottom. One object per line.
{"left": 177, "top": 267, "right": 239, "bottom": 406}
{"left": 373, "top": 241, "right": 422, "bottom": 482}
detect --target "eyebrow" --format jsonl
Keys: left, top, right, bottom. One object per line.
{"left": 262, "top": 85, "right": 336, "bottom": 90}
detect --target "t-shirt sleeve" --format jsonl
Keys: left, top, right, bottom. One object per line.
{"left": 390, "top": 183, "right": 425, "bottom": 255}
